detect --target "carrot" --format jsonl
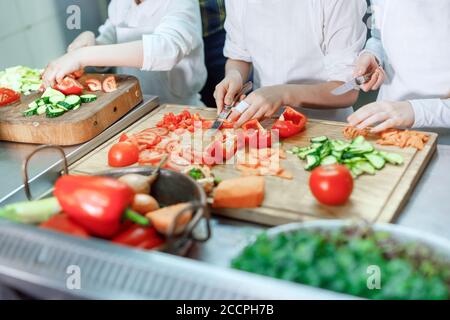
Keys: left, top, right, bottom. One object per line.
{"left": 213, "top": 176, "right": 265, "bottom": 208}
{"left": 146, "top": 203, "right": 192, "bottom": 236}
{"left": 343, "top": 126, "right": 369, "bottom": 140}
{"left": 377, "top": 129, "right": 429, "bottom": 150}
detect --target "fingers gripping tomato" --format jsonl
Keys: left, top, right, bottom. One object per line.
{"left": 309, "top": 164, "right": 353, "bottom": 206}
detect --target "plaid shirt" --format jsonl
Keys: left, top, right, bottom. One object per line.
{"left": 199, "top": 0, "right": 226, "bottom": 38}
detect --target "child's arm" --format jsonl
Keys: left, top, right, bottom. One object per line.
{"left": 42, "top": 41, "right": 144, "bottom": 87}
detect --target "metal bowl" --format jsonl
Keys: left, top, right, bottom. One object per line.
{"left": 22, "top": 145, "right": 211, "bottom": 255}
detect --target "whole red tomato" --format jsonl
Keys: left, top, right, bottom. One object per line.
{"left": 309, "top": 164, "right": 353, "bottom": 206}
{"left": 108, "top": 142, "right": 140, "bottom": 167}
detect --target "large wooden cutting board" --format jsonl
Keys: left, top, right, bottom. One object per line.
{"left": 70, "top": 104, "right": 438, "bottom": 226}
{"left": 0, "top": 74, "right": 143, "bottom": 145}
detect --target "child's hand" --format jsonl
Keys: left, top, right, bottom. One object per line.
{"left": 347, "top": 101, "right": 415, "bottom": 133}
{"left": 42, "top": 50, "right": 85, "bottom": 87}
{"left": 68, "top": 31, "right": 96, "bottom": 52}
{"left": 353, "top": 52, "right": 386, "bottom": 92}
{"left": 213, "top": 70, "right": 243, "bottom": 114}
{"left": 228, "top": 85, "right": 286, "bottom": 128}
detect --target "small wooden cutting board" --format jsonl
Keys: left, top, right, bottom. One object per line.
{"left": 0, "top": 74, "right": 143, "bottom": 146}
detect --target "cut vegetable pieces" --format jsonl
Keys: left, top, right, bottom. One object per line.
{"left": 213, "top": 176, "right": 265, "bottom": 209}
{"left": 290, "top": 136, "right": 404, "bottom": 178}
{"left": 80, "top": 94, "right": 97, "bottom": 103}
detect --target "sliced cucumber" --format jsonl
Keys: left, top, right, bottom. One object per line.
{"left": 36, "top": 105, "right": 47, "bottom": 115}
{"left": 305, "top": 155, "right": 320, "bottom": 171}
{"left": 28, "top": 101, "right": 38, "bottom": 110}
{"left": 311, "top": 136, "right": 328, "bottom": 144}
{"left": 321, "top": 155, "right": 338, "bottom": 165}
{"left": 42, "top": 87, "right": 65, "bottom": 98}
{"left": 298, "top": 147, "right": 319, "bottom": 160}
{"left": 355, "top": 161, "right": 376, "bottom": 175}
{"left": 64, "top": 95, "right": 81, "bottom": 109}
{"left": 319, "top": 141, "right": 332, "bottom": 158}
{"left": 49, "top": 95, "right": 65, "bottom": 105}
{"left": 23, "top": 108, "right": 37, "bottom": 117}
{"left": 46, "top": 106, "right": 66, "bottom": 118}
{"left": 330, "top": 140, "right": 350, "bottom": 152}
{"left": 351, "top": 165, "right": 364, "bottom": 178}
{"left": 348, "top": 141, "right": 374, "bottom": 154}
{"left": 364, "top": 153, "right": 386, "bottom": 170}
{"left": 379, "top": 151, "right": 404, "bottom": 165}
{"left": 80, "top": 94, "right": 97, "bottom": 103}
{"left": 36, "top": 99, "right": 46, "bottom": 106}
{"left": 351, "top": 136, "right": 366, "bottom": 146}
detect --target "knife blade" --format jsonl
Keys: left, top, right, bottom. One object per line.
{"left": 331, "top": 73, "right": 374, "bottom": 96}
{"left": 209, "top": 81, "right": 253, "bottom": 132}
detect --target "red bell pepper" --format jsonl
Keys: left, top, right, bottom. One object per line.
{"left": 272, "top": 107, "right": 307, "bottom": 139}
{"left": 112, "top": 224, "right": 164, "bottom": 250}
{"left": 40, "top": 214, "right": 90, "bottom": 239}
{"left": 241, "top": 120, "right": 273, "bottom": 149}
{"left": 54, "top": 175, "right": 136, "bottom": 238}
{"left": 53, "top": 77, "right": 84, "bottom": 95}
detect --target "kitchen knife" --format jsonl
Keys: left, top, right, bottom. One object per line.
{"left": 209, "top": 81, "right": 253, "bottom": 133}
{"left": 331, "top": 73, "right": 374, "bottom": 96}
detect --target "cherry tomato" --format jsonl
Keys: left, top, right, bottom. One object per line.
{"left": 309, "top": 164, "right": 353, "bottom": 206}
{"left": 102, "top": 76, "right": 118, "bottom": 93}
{"left": 40, "top": 214, "right": 90, "bottom": 239}
{"left": 108, "top": 142, "right": 140, "bottom": 167}
{"left": 0, "top": 88, "right": 20, "bottom": 107}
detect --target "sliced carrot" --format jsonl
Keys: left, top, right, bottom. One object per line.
{"left": 146, "top": 203, "right": 192, "bottom": 236}
{"left": 213, "top": 176, "right": 265, "bottom": 209}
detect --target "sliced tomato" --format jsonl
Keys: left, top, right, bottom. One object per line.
{"left": 174, "top": 128, "right": 186, "bottom": 136}
{"left": 166, "top": 140, "right": 182, "bottom": 154}
{"left": 139, "top": 150, "right": 165, "bottom": 165}
{"left": 118, "top": 133, "right": 129, "bottom": 142}
{"left": 68, "top": 69, "right": 85, "bottom": 79}
{"left": 0, "top": 88, "right": 20, "bottom": 107}
{"left": 165, "top": 153, "right": 191, "bottom": 171}
{"left": 108, "top": 142, "right": 140, "bottom": 167}
{"left": 40, "top": 214, "right": 90, "bottom": 239}
{"left": 146, "top": 127, "right": 169, "bottom": 136}
{"left": 102, "top": 76, "right": 118, "bottom": 93}
{"left": 85, "top": 78, "right": 102, "bottom": 92}
{"left": 136, "top": 131, "right": 161, "bottom": 148}
{"left": 54, "top": 77, "right": 83, "bottom": 95}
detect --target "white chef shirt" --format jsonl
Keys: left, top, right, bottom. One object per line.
{"left": 366, "top": 0, "right": 450, "bottom": 128}
{"left": 96, "top": 0, "right": 207, "bottom": 106}
{"left": 223, "top": 0, "right": 368, "bottom": 121}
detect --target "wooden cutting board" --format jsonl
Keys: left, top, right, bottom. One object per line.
{"left": 0, "top": 74, "right": 143, "bottom": 145}
{"left": 70, "top": 104, "right": 438, "bottom": 226}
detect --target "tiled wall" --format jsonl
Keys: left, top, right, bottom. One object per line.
{"left": 0, "top": 0, "right": 66, "bottom": 69}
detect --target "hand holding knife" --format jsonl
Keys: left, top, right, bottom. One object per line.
{"left": 331, "top": 72, "right": 375, "bottom": 96}
{"left": 209, "top": 81, "right": 253, "bottom": 132}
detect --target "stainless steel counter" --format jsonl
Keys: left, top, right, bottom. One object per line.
{"left": 1, "top": 100, "right": 449, "bottom": 299}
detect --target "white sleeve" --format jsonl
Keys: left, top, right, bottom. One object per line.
{"left": 223, "top": 0, "right": 252, "bottom": 62}
{"left": 322, "top": 0, "right": 368, "bottom": 82}
{"left": 96, "top": 18, "right": 117, "bottom": 45}
{"left": 410, "top": 99, "right": 450, "bottom": 128}
{"left": 141, "top": 0, "right": 204, "bottom": 71}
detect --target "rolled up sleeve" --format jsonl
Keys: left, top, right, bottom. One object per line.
{"left": 141, "top": 0, "right": 203, "bottom": 71}
{"left": 223, "top": 0, "right": 252, "bottom": 62}
{"left": 410, "top": 99, "right": 450, "bottom": 128}
{"left": 322, "top": 0, "right": 368, "bottom": 82}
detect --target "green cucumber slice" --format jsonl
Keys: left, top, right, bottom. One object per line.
{"left": 364, "top": 154, "right": 386, "bottom": 170}
{"left": 355, "top": 161, "right": 376, "bottom": 175}
{"left": 80, "top": 94, "right": 97, "bottom": 103}
{"left": 311, "top": 136, "right": 328, "bottom": 144}
{"left": 305, "top": 155, "right": 320, "bottom": 171}
{"left": 64, "top": 95, "right": 81, "bottom": 109}
{"left": 321, "top": 155, "right": 338, "bottom": 165}
{"left": 379, "top": 151, "right": 404, "bottom": 165}
{"left": 49, "top": 95, "right": 65, "bottom": 105}
{"left": 36, "top": 105, "right": 47, "bottom": 115}
{"left": 46, "top": 106, "right": 66, "bottom": 118}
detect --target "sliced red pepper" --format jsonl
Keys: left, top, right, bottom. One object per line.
{"left": 54, "top": 175, "right": 135, "bottom": 238}
{"left": 40, "top": 214, "right": 90, "bottom": 239}
{"left": 85, "top": 78, "right": 102, "bottom": 92}
{"left": 241, "top": 120, "right": 273, "bottom": 149}
{"left": 112, "top": 224, "right": 164, "bottom": 250}
{"left": 53, "top": 77, "right": 84, "bottom": 95}
{"left": 272, "top": 107, "right": 307, "bottom": 139}
{"left": 0, "top": 88, "right": 20, "bottom": 107}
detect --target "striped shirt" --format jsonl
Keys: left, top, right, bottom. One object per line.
{"left": 199, "top": 0, "right": 226, "bottom": 38}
